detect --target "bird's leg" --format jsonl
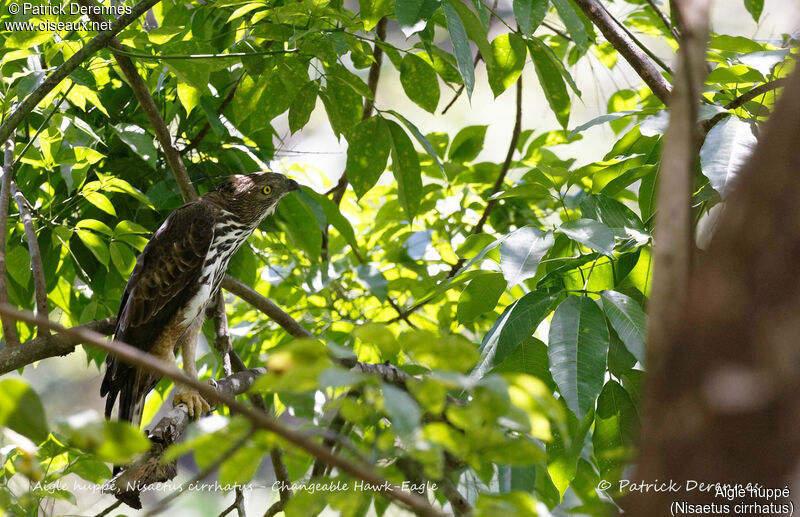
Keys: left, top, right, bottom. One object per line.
{"left": 172, "top": 317, "right": 214, "bottom": 418}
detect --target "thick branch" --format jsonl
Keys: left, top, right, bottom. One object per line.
{"left": 0, "top": 304, "right": 445, "bottom": 517}
{"left": 78, "top": 0, "right": 197, "bottom": 202}
{"left": 0, "top": 0, "right": 164, "bottom": 145}
{"left": 0, "top": 139, "right": 20, "bottom": 346}
{"left": 9, "top": 183, "right": 48, "bottom": 335}
{"left": 572, "top": 0, "right": 672, "bottom": 104}
{"left": 0, "top": 317, "right": 115, "bottom": 374}
{"left": 222, "top": 275, "right": 313, "bottom": 339}
{"left": 107, "top": 369, "right": 264, "bottom": 509}
{"left": 646, "top": 0, "right": 710, "bottom": 364}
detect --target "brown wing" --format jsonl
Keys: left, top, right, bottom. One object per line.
{"left": 101, "top": 200, "right": 216, "bottom": 423}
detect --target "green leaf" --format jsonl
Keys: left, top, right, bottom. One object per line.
{"left": 593, "top": 381, "right": 637, "bottom": 478}
{"left": 569, "top": 110, "right": 640, "bottom": 138}
{"left": 387, "top": 120, "right": 423, "bottom": 219}
{"left": 457, "top": 271, "right": 507, "bottom": 323}
{"left": 528, "top": 38, "right": 570, "bottom": 128}
{"left": 487, "top": 33, "right": 527, "bottom": 97}
{"left": 60, "top": 412, "right": 150, "bottom": 463}
{"left": 448, "top": 125, "right": 488, "bottom": 163}
{"left": 359, "top": 0, "right": 393, "bottom": 30}
{"left": 0, "top": 379, "right": 48, "bottom": 443}
{"left": 6, "top": 246, "right": 31, "bottom": 286}
{"left": 400, "top": 53, "right": 440, "bottom": 113}
{"left": 442, "top": 0, "right": 475, "bottom": 99}
{"left": 551, "top": 0, "right": 589, "bottom": 52}
{"left": 492, "top": 337, "right": 557, "bottom": 392}
{"left": 548, "top": 296, "right": 609, "bottom": 419}
{"left": 355, "top": 263, "right": 388, "bottom": 301}
{"left": 499, "top": 226, "right": 555, "bottom": 286}
{"left": 382, "top": 384, "right": 421, "bottom": 437}
{"left": 320, "top": 76, "right": 363, "bottom": 138}
{"left": 474, "top": 288, "right": 560, "bottom": 377}
{"left": 304, "top": 190, "right": 360, "bottom": 254}
{"left": 277, "top": 195, "right": 322, "bottom": 260}
{"left": 385, "top": 110, "right": 445, "bottom": 174}
{"left": 700, "top": 115, "right": 756, "bottom": 199}
{"left": 579, "top": 194, "right": 646, "bottom": 236}
{"left": 346, "top": 116, "right": 392, "bottom": 199}
{"left": 395, "top": 0, "right": 441, "bottom": 37}
{"left": 601, "top": 290, "right": 646, "bottom": 365}
{"left": 220, "top": 445, "right": 264, "bottom": 485}
{"left": 112, "top": 124, "right": 157, "bottom": 170}
{"left": 109, "top": 241, "right": 136, "bottom": 276}
{"left": 83, "top": 191, "right": 116, "bottom": 216}
{"left": 557, "top": 218, "right": 616, "bottom": 257}
{"left": 76, "top": 229, "right": 109, "bottom": 267}
{"left": 513, "top": 0, "right": 549, "bottom": 37}
{"left": 289, "top": 81, "right": 318, "bottom": 134}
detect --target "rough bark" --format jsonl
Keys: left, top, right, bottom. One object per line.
{"left": 627, "top": 61, "right": 800, "bottom": 515}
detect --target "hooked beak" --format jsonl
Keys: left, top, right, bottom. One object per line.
{"left": 287, "top": 179, "right": 301, "bottom": 192}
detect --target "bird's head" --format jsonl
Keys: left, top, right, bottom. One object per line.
{"left": 213, "top": 172, "right": 301, "bottom": 225}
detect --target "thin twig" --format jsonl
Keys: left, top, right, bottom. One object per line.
{"left": 9, "top": 183, "right": 48, "bottom": 335}
{"left": 701, "top": 78, "right": 790, "bottom": 137}
{"left": 602, "top": 3, "right": 673, "bottom": 74}
{"left": 0, "top": 303, "right": 446, "bottom": 517}
{"left": 0, "top": 0, "right": 164, "bottom": 145}
{"left": 726, "top": 77, "right": 789, "bottom": 110}
{"left": 93, "top": 500, "right": 123, "bottom": 517}
{"left": 0, "top": 138, "right": 20, "bottom": 346}
{"left": 541, "top": 21, "right": 573, "bottom": 41}
{"left": 572, "top": 0, "right": 672, "bottom": 104}
{"left": 218, "top": 489, "right": 244, "bottom": 517}
{"left": 645, "top": 0, "right": 681, "bottom": 40}
{"left": 441, "top": 53, "right": 483, "bottom": 115}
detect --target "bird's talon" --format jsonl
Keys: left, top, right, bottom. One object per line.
{"left": 174, "top": 390, "right": 212, "bottom": 418}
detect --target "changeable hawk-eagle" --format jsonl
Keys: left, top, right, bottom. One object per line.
{"left": 101, "top": 172, "right": 300, "bottom": 425}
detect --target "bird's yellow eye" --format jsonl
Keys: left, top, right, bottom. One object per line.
{"left": 262, "top": 186, "right": 272, "bottom": 195}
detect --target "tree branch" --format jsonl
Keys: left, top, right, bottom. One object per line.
{"left": 0, "top": 0, "right": 165, "bottom": 145}
{"left": 701, "top": 78, "right": 790, "bottom": 137}
{"left": 221, "top": 275, "right": 313, "bottom": 339}
{"left": 0, "top": 139, "right": 20, "bottom": 347}
{"left": 646, "top": 0, "right": 710, "bottom": 381}
{"left": 107, "top": 369, "right": 265, "bottom": 509}
{"left": 645, "top": 0, "right": 681, "bottom": 40}
{"left": 9, "top": 183, "right": 48, "bottom": 335}
{"left": 77, "top": 0, "right": 197, "bottom": 202}
{"left": 0, "top": 303, "right": 446, "bottom": 517}
{"left": 726, "top": 77, "right": 789, "bottom": 110}
{"left": 143, "top": 430, "right": 255, "bottom": 516}
{"left": 572, "top": 0, "right": 672, "bottom": 104}
{"left": 0, "top": 317, "right": 115, "bottom": 374}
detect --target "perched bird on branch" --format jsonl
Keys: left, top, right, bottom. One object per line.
{"left": 101, "top": 172, "right": 300, "bottom": 425}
